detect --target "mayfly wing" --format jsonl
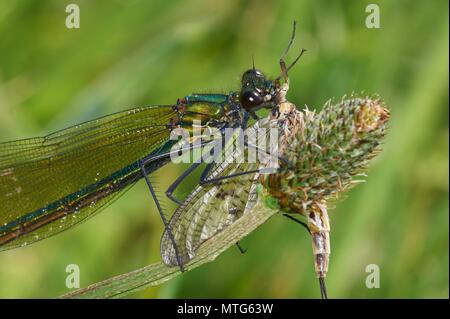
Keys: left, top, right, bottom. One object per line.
{"left": 160, "top": 106, "right": 300, "bottom": 266}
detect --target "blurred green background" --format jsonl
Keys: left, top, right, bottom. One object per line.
{"left": 0, "top": 0, "right": 448, "bottom": 298}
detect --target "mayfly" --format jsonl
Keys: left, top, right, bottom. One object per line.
{"left": 159, "top": 96, "right": 329, "bottom": 297}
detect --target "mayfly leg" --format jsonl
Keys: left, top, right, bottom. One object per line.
{"left": 282, "top": 213, "right": 329, "bottom": 299}
{"left": 236, "top": 242, "right": 247, "bottom": 254}
{"left": 275, "top": 21, "right": 307, "bottom": 85}
{"left": 282, "top": 214, "right": 309, "bottom": 233}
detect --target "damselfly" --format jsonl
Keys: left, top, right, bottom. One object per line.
{"left": 0, "top": 22, "right": 304, "bottom": 270}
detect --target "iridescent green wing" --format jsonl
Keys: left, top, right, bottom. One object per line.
{"left": 160, "top": 117, "right": 279, "bottom": 266}
{"left": 0, "top": 105, "right": 178, "bottom": 250}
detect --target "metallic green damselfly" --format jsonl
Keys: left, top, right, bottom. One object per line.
{"left": 0, "top": 22, "right": 305, "bottom": 271}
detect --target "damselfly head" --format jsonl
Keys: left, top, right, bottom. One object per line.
{"left": 239, "top": 68, "right": 276, "bottom": 112}
{"left": 239, "top": 22, "right": 304, "bottom": 116}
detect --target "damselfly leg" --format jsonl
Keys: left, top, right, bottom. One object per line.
{"left": 137, "top": 139, "right": 219, "bottom": 271}
{"left": 198, "top": 141, "right": 291, "bottom": 186}
{"left": 139, "top": 160, "right": 185, "bottom": 271}
{"left": 165, "top": 162, "right": 202, "bottom": 205}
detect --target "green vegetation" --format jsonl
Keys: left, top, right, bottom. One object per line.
{"left": 0, "top": 0, "right": 448, "bottom": 298}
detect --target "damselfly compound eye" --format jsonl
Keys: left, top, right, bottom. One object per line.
{"left": 241, "top": 69, "right": 266, "bottom": 88}
{"left": 240, "top": 90, "right": 264, "bottom": 110}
